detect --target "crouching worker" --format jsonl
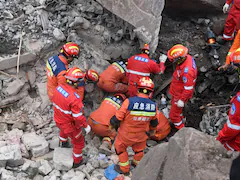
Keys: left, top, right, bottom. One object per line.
{"left": 88, "top": 93, "right": 127, "bottom": 155}
{"left": 110, "top": 77, "right": 158, "bottom": 175}
{"left": 52, "top": 67, "right": 91, "bottom": 168}
{"left": 150, "top": 111, "right": 171, "bottom": 141}
{"left": 216, "top": 91, "right": 240, "bottom": 151}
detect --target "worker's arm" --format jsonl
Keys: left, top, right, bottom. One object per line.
{"left": 226, "top": 0, "right": 233, "bottom": 4}
{"left": 71, "top": 99, "right": 88, "bottom": 128}
{"left": 226, "top": 30, "right": 240, "bottom": 64}
{"left": 115, "top": 99, "right": 129, "bottom": 121}
{"left": 149, "top": 60, "right": 161, "bottom": 74}
{"left": 149, "top": 111, "right": 159, "bottom": 130}
{"left": 179, "top": 71, "right": 196, "bottom": 102}
{"left": 216, "top": 118, "right": 240, "bottom": 143}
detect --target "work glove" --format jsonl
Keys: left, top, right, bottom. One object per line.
{"left": 110, "top": 115, "right": 120, "bottom": 131}
{"left": 218, "top": 64, "right": 229, "bottom": 71}
{"left": 177, "top": 100, "right": 184, "bottom": 108}
{"left": 159, "top": 54, "right": 167, "bottom": 74}
{"left": 83, "top": 125, "right": 91, "bottom": 135}
{"left": 223, "top": 3, "right": 230, "bottom": 13}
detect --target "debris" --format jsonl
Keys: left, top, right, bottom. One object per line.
{"left": 53, "top": 147, "right": 73, "bottom": 171}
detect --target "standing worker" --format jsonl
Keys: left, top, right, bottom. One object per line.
{"left": 218, "top": 0, "right": 240, "bottom": 43}
{"left": 88, "top": 93, "right": 127, "bottom": 155}
{"left": 167, "top": 44, "right": 198, "bottom": 130}
{"left": 97, "top": 61, "right": 128, "bottom": 93}
{"left": 46, "top": 42, "right": 80, "bottom": 101}
{"left": 110, "top": 77, "right": 158, "bottom": 174}
{"left": 52, "top": 67, "right": 91, "bottom": 168}
{"left": 216, "top": 91, "right": 240, "bottom": 151}
{"left": 127, "top": 44, "right": 166, "bottom": 97}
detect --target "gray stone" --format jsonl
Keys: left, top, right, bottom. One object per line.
{"left": 96, "top": 0, "right": 164, "bottom": 53}
{"left": 132, "top": 128, "right": 233, "bottom": 180}
{"left": 0, "top": 53, "right": 36, "bottom": 71}
{"left": 99, "top": 160, "right": 108, "bottom": 169}
{"left": 5, "top": 79, "right": 25, "bottom": 96}
{"left": 12, "top": 122, "right": 26, "bottom": 131}
{"left": 90, "top": 159, "right": 99, "bottom": 169}
{"left": 53, "top": 28, "right": 66, "bottom": 41}
{"left": 24, "top": 4, "right": 35, "bottom": 14}
{"left": 0, "top": 123, "right": 8, "bottom": 133}
{"left": 53, "top": 147, "right": 73, "bottom": 171}
{"left": 22, "top": 132, "right": 49, "bottom": 158}
{"left": 27, "top": 70, "right": 36, "bottom": 86}
{"left": 146, "top": 139, "right": 158, "bottom": 147}
{"left": 38, "top": 160, "right": 52, "bottom": 175}
{"left": 49, "top": 169, "right": 61, "bottom": 177}
{"left": 74, "top": 171, "right": 86, "bottom": 179}
{"left": 0, "top": 168, "right": 16, "bottom": 180}
{"left": 3, "top": 10, "right": 13, "bottom": 19}
{"left": 0, "top": 145, "right": 23, "bottom": 167}
{"left": 69, "top": 16, "right": 84, "bottom": 28}
{"left": 62, "top": 169, "right": 75, "bottom": 180}
{"left": 33, "top": 175, "right": 44, "bottom": 180}
{"left": 49, "top": 137, "right": 59, "bottom": 150}
{"left": 82, "top": 163, "right": 94, "bottom": 174}
{"left": 36, "top": 83, "right": 50, "bottom": 110}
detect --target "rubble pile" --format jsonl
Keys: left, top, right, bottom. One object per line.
{"left": 200, "top": 105, "right": 230, "bottom": 136}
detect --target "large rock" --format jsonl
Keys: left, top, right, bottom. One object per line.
{"left": 96, "top": 0, "right": 164, "bottom": 53}
{"left": 0, "top": 145, "right": 23, "bottom": 167}
{"left": 165, "top": 0, "right": 225, "bottom": 15}
{"left": 53, "top": 147, "right": 73, "bottom": 171}
{"left": 21, "top": 132, "right": 49, "bottom": 158}
{"left": 5, "top": 79, "right": 25, "bottom": 96}
{"left": 132, "top": 127, "right": 233, "bottom": 180}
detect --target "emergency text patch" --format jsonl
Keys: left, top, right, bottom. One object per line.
{"left": 183, "top": 76, "right": 187, "bottom": 83}
{"left": 57, "top": 86, "right": 69, "bottom": 98}
{"left": 231, "top": 103, "right": 236, "bottom": 115}
{"left": 134, "top": 56, "right": 149, "bottom": 62}
{"left": 184, "top": 67, "right": 189, "bottom": 73}
{"left": 192, "top": 58, "right": 196, "bottom": 69}
{"left": 74, "top": 92, "right": 80, "bottom": 99}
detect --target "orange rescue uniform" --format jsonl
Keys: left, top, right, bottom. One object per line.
{"left": 97, "top": 61, "right": 128, "bottom": 93}
{"left": 46, "top": 55, "right": 84, "bottom": 101}
{"left": 114, "top": 93, "right": 158, "bottom": 173}
{"left": 88, "top": 96, "right": 123, "bottom": 146}
{"left": 226, "top": 30, "right": 240, "bottom": 65}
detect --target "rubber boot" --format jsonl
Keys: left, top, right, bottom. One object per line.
{"left": 59, "top": 141, "right": 71, "bottom": 148}
{"left": 72, "top": 158, "right": 88, "bottom": 168}
{"left": 99, "top": 141, "right": 112, "bottom": 156}
{"left": 114, "top": 165, "right": 130, "bottom": 176}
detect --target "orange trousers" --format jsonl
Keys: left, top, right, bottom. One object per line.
{"left": 97, "top": 79, "right": 128, "bottom": 93}
{"left": 150, "top": 112, "right": 171, "bottom": 141}
{"left": 114, "top": 134, "right": 146, "bottom": 173}
{"left": 88, "top": 117, "right": 116, "bottom": 145}
{"left": 56, "top": 123, "right": 84, "bottom": 164}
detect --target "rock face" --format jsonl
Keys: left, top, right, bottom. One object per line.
{"left": 96, "top": 0, "right": 164, "bottom": 53}
{"left": 166, "top": 0, "right": 225, "bottom": 15}
{"left": 132, "top": 127, "right": 233, "bottom": 180}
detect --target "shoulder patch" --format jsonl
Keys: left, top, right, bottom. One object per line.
{"left": 237, "top": 96, "right": 240, "bottom": 102}
{"left": 183, "top": 76, "right": 187, "bottom": 83}
{"left": 192, "top": 58, "right": 196, "bottom": 69}
{"left": 230, "top": 103, "right": 236, "bottom": 115}
{"left": 184, "top": 67, "right": 189, "bottom": 73}
{"left": 74, "top": 92, "right": 80, "bottom": 99}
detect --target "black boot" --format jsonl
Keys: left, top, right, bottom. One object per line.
{"left": 72, "top": 158, "right": 88, "bottom": 168}
{"left": 59, "top": 141, "right": 70, "bottom": 148}
{"left": 114, "top": 165, "right": 130, "bottom": 176}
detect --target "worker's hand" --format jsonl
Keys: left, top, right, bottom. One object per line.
{"left": 177, "top": 100, "right": 184, "bottom": 108}
{"left": 149, "top": 130, "right": 156, "bottom": 136}
{"left": 159, "top": 54, "right": 167, "bottom": 74}
{"left": 218, "top": 64, "right": 229, "bottom": 71}
{"left": 223, "top": 3, "right": 230, "bottom": 13}
{"left": 83, "top": 125, "right": 91, "bottom": 135}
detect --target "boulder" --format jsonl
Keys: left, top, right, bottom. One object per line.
{"left": 96, "top": 0, "right": 164, "bottom": 53}
{"left": 5, "top": 79, "right": 25, "bottom": 96}
{"left": 165, "top": 0, "right": 225, "bottom": 16}
{"left": 21, "top": 132, "right": 49, "bottom": 157}
{"left": 53, "top": 147, "right": 73, "bottom": 171}
{"left": 132, "top": 127, "right": 233, "bottom": 180}
{"left": 38, "top": 160, "right": 52, "bottom": 175}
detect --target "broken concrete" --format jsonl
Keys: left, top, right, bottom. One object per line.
{"left": 0, "top": 53, "right": 36, "bottom": 71}
{"left": 21, "top": 132, "right": 49, "bottom": 158}
{"left": 5, "top": 79, "right": 25, "bottom": 96}
{"left": 0, "top": 145, "right": 23, "bottom": 167}
{"left": 53, "top": 148, "right": 73, "bottom": 171}
{"left": 96, "top": 0, "right": 164, "bottom": 53}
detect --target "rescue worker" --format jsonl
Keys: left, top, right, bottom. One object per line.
{"left": 167, "top": 44, "right": 198, "bottom": 130}
{"left": 52, "top": 67, "right": 91, "bottom": 168}
{"left": 150, "top": 111, "right": 171, "bottom": 141}
{"left": 216, "top": 91, "right": 240, "bottom": 151}
{"left": 97, "top": 61, "right": 128, "bottom": 93}
{"left": 88, "top": 93, "right": 127, "bottom": 155}
{"left": 110, "top": 77, "right": 159, "bottom": 174}
{"left": 127, "top": 44, "right": 166, "bottom": 97}
{"left": 218, "top": 28, "right": 240, "bottom": 71}
{"left": 46, "top": 42, "right": 80, "bottom": 101}
{"left": 218, "top": 0, "right": 240, "bottom": 43}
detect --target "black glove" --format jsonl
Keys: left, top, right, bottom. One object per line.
{"left": 110, "top": 115, "right": 121, "bottom": 131}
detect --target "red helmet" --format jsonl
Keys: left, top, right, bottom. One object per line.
{"left": 114, "top": 93, "right": 127, "bottom": 101}
{"left": 85, "top": 69, "right": 99, "bottom": 83}
{"left": 142, "top": 44, "right": 150, "bottom": 51}
{"left": 137, "top": 77, "right": 154, "bottom": 91}
{"left": 65, "top": 67, "right": 85, "bottom": 86}
{"left": 230, "top": 48, "right": 240, "bottom": 64}
{"left": 60, "top": 42, "right": 80, "bottom": 58}
{"left": 167, "top": 44, "right": 188, "bottom": 63}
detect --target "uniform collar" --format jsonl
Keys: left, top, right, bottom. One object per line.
{"left": 58, "top": 54, "right": 68, "bottom": 65}
{"left": 137, "top": 93, "right": 149, "bottom": 98}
